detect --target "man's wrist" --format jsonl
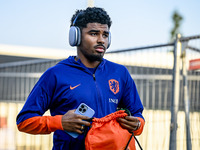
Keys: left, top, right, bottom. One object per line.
{"left": 135, "top": 121, "right": 141, "bottom": 130}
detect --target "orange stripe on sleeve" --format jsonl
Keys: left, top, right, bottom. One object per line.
{"left": 17, "top": 115, "right": 63, "bottom": 134}
{"left": 133, "top": 117, "right": 145, "bottom": 136}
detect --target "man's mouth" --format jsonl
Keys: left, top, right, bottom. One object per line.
{"left": 95, "top": 45, "right": 106, "bottom": 53}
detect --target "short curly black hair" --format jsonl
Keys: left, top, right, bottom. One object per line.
{"left": 70, "top": 7, "right": 112, "bottom": 29}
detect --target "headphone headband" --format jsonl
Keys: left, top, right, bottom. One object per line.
{"left": 72, "top": 11, "right": 84, "bottom": 26}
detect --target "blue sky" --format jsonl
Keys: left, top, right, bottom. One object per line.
{"left": 0, "top": 0, "right": 199, "bottom": 52}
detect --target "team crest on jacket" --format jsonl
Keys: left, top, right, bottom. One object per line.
{"left": 109, "top": 79, "right": 119, "bottom": 94}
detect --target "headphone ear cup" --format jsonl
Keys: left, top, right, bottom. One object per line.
{"left": 107, "top": 32, "right": 111, "bottom": 49}
{"left": 69, "top": 26, "right": 81, "bottom": 46}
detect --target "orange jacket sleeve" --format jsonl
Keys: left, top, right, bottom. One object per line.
{"left": 17, "top": 115, "right": 63, "bottom": 134}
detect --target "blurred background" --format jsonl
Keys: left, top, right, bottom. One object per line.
{"left": 0, "top": 0, "right": 200, "bottom": 150}
{"left": 0, "top": 0, "right": 199, "bottom": 51}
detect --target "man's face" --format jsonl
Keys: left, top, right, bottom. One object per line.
{"left": 78, "top": 23, "right": 110, "bottom": 62}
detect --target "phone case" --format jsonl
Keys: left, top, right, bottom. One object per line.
{"left": 65, "top": 103, "right": 95, "bottom": 138}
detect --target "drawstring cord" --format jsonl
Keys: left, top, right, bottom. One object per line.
{"left": 124, "top": 132, "right": 143, "bottom": 150}
{"left": 134, "top": 135, "right": 143, "bottom": 150}
{"left": 124, "top": 132, "right": 134, "bottom": 150}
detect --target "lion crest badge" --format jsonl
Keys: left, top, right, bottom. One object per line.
{"left": 109, "top": 79, "right": 119, "bottom": 94}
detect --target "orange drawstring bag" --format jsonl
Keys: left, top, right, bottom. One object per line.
{"left": 85, "top": 110, "right": 136, "bottom": 150}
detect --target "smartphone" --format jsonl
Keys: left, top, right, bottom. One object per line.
{"left": 65, "top": 103, "right": 95, "bottom": 138}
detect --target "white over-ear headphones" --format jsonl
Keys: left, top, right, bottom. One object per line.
{"left": 69, "top": 12, "right": 111, "bottom": 48}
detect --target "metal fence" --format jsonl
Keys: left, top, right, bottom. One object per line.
{"left": 105, "top": 34, "right": 200, "bottom": 150}
{"left": 0, "top": 34, "right": 199, "bottom": 150}
{"left": 0, "top": 59, "right": 60, "bottom": 102}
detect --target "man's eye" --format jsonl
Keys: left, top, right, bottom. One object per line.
{"left": 91, "top": 33, "right": 97, "bottom": 36}
{"left": 103, "top": 34, "right": 109, "bottom": 38}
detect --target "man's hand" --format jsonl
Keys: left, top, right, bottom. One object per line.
{"left": 117, "top": 116, "right": 141, "bottom": 133}
{"left": 61, "top": 109, "right": 91, "bottom": 134}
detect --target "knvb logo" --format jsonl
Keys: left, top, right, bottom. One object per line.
{"left": 109, "top": 98, "right": 118, "bottom": 104}
{"left": 109, "top": 79, "right": 119, "bottom": 94}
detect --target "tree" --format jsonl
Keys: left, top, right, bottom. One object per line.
{"left": 170, "top": 10, "right": 183, "bottom": 42}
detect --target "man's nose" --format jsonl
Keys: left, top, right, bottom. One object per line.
{"left": 97, "top": 35, "right": 105, "bottom": 44}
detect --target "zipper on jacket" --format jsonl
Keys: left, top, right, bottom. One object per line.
{"left": 93, "top": 74, "right": 96, "bottom": 80}
{"left": 92, "top": 62, "right": 102, "bottom": 115}
{"left": 92, "top": 61, "right": 101, "bottom": 81}
{"left": 92, "top": 73, "right": 103, "bottom": 116}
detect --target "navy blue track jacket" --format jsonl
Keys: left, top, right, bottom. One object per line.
{"left": 16, "top": 56, "right": 144, "bottom": 149}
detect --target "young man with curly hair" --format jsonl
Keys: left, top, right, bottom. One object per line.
{"left": 16, "top": 7, "right": 145, "bottom": 150}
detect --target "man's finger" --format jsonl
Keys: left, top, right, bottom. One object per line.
{"left": 124, "top": 116, "right": 139, "bottom": 122}
{"left": 75, "top": 114, "right": 91, "bottom": 120}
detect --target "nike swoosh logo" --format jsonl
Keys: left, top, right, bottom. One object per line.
{"left": 70, "top": 84, "right": 81, "bottom": 90}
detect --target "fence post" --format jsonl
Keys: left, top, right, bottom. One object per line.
{"left": 169, "top": 34, "right": 182, "bottom": 150}
{"left": 182, "top": 41, "right": 192, "bottom": 150}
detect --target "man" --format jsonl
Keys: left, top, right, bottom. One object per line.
{"left": 16, "top": 7, "right": 145, "bottom": 150}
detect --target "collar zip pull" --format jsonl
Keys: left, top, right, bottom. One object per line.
{"left": 93, "top": 74, "right": 96, "bottom": 80}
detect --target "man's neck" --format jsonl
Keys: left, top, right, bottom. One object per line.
{"left": 75, "top": 56, "right": 101, "bottom": 68}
